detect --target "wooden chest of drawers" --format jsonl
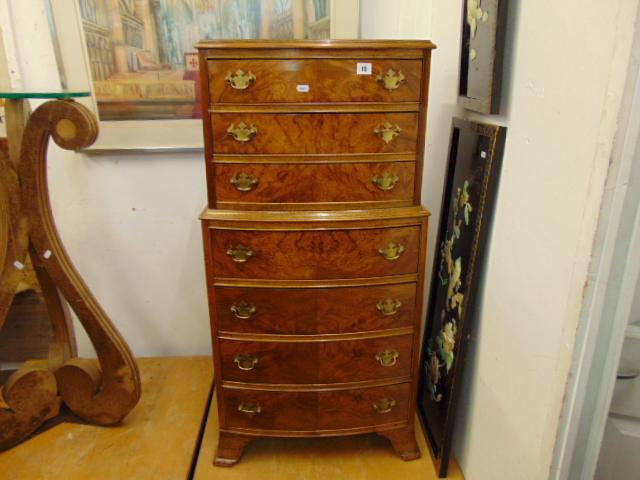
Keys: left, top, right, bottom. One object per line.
{"left": 197, "top": 40, "right": 435, "bottom": 466}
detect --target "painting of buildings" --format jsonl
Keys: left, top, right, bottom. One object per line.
{"left": 79, "top": 0, "right": 331, "bottom": 121}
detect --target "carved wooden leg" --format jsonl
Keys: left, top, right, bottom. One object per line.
{"left": 378, "top": 425, "right": 421, "bottom": 461}
{"left": 214, "top": 431, "right": 256, "bottom": 467}
{"left": 21, "top": 100, "right": 141, "bottom": 426}
{"left": 28, "top": 243, "right": 77, "bottom": 356}
{"left": 0, "top": 363, "right": 61, "bottom": 450}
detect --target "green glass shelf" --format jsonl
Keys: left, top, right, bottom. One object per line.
{"left": 0, "top": 89, "right": 90, "bottom": 99}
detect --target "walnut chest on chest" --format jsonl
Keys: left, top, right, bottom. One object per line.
{"left": 196, "top": 40, "right": 435, "bottom": 466}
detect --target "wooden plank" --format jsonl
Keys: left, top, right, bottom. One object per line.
{"left": 0, "top": 357, "right": 213, "bottom": 480}
{"left": 193, "top": 393, "right": 465, "bottom": 480}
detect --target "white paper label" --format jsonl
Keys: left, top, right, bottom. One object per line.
{"left": 13, "top": 261, "right": 25, "bottom": 270}
{"left": 357, "top": 62, "right": 372, "bottom": 75}
{"left": 480, "top": 151, "right": 487, "bottom": 158}
{"left": 296, "top": 84, "right": 310, "bottom": 92}
{"left": 44, "top": 250, "right": 52, "bottom": 259}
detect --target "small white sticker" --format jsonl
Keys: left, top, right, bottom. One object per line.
{"left": 480, "top": 151, "right": 487, "bottom": 158}
{"left": 357, "top": 62, "right": 372, "bottom": 75}
{"left": 44, "top": 250, "right": 52, "bottom": 259}
{"left": 296, "top": 84, "right": 310, "bottom": 92}
{"left": 13, "top": 261, "right": 25, "bottom": 270}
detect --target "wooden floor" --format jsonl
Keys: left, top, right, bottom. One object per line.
{"left": 0, "top": 357, "right": 464, "bottom": 480}
{"left": 193, "top": 395, "right": 465, "bottom": 480}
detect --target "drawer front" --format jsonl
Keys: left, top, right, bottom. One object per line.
{"left": 222, "top": 383, "right": 411, "bottom": 432}
{"left": 211, "top": 226, "right": 421, "bottom": 280}
{"left": 219, "top": 334, "right": 413, "bottom": 384}
{"left": 215, "top": 162, "right": 415, "bottom": 206}
{"left": 212, "top": 113, "right": 419, "bottom": 155}
{"left": 215, "top": 283, "right": 417, "bottom": 335}
{"left": 208, "top": 59, "right": 423, "bottom": 103}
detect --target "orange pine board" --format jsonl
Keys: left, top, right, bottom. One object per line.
{"left": 0, "top": 356, "right": 213, "bottom": 480}
{"left": 193, "top": 394, "right": 465, "bottom": 480}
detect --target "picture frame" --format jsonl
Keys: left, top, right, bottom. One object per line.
{"left": 458, "top": 0, "right": 509, "bottom": 114}
{"left": 418, "top": 118, "right": 506, "bottom": 477}
{"left": 49, "top": 0, "right": 360, "bottom": 153}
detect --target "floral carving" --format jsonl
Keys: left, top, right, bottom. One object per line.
{"left": 453, "top": 181, "right": 472, "bottom": 238}
{"left": 425, "top": 341, "right": 444, "bottom": 402}
{"left": 438, "top": 320, "right": 458, "bottom": 372}
{"left": 467, "top": 0, "right": 490, "bottom": 62}
{"left": 467, "top": 0, "right": 490, "bottom": 39}
{"left": 428, "top": 179, "right": 475, "bottom": 403}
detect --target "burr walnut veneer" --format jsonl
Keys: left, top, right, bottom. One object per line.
{"left": 197, "top": 40, "right": 435, "bottom": 466}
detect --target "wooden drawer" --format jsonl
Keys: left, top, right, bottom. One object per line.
{"left": 212, "top": 113, "right": 419, "bottom": 155}
{"left": 214, "top": 162, "right": 415, "bottom": 208}
{"left": 215, "top": 283, "right": 417, "bottom": 335}
{"left": 219, "top": 334, "right": 413, "bottom": 385}
{"left": 208, "top": 58, "right": 423, "bottom": 104}
{"left": 222, "top": 383, "right": 411, "bottom": 432}
{"left": 210, "top": 226, "right": 421, "bottom": 280}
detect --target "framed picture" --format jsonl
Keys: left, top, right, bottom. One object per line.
{"left": 458, "top": 0, "right": 509, "bottom": 114}
{"left": 418, "top": 118, "right": 506, "bottom": 477}
{"left": 49, "top": 0, "right": 360, "bottom": 152}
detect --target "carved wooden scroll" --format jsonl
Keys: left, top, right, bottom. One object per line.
{"left": 0, "top": 142, "right": 28, "bottom": 328}
{"left": 0, "top": 99, "right": 141, "bottom": 450}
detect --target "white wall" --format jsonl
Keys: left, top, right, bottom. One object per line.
{"left": 424, "top": 2, "right": 637, "bottom": 480}
{"left": 361, "top": 0, "right": 432, "bottom": 40}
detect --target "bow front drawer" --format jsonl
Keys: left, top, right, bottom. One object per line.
{"left": 222, "top": 383, "right": 412, "bottom": 432}
{"left": 215, "top": 283, "right": 417, "bottom": 335}
{"left": 215, "top": 162, "right": 416, "bottom": 209}
{"left": 208, "top": 58, "right": 423, "bottom": 103}
{"left": 212, "top": 113, "right": 419, "bottom": 155}
{"left": 219, "top": 334, "right": 413, "bottom": 385}
{"left": 209, "top": 226, "right": 421, "bottom": 280}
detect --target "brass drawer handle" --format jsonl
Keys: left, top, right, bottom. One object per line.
{"left": 378, "top": 242, "right": 405, "bottom": 260}
{"left": 227, "top": 245, "right": 254, "bottom": 263}
{"left": 231, "top": 302, "right": 258, "bottom": 320}
{"left": 372, "top": 173, "right": 400, "bottom": 191}
{"left": 227, "top": 122, "right": 259, "bottom": 143}
{"left": 375, "top": 349, "right": 399, "bottom": 367}
{"left": 226, "top": 69, "right": 257, "bottom": 90}
{"left": 231, "top": 173, "right": 259, "bottom": 192}
{"left": 234, "top": 353, "right": 259, "bottom": 370}
{"left": 376, "top": 69, "right": 406, "bottom": 92}
{"left": 373, "top": 398, "right": 397, "bottom": 413}
{"left": 238, "top": 401, "right": 263, "bottom": 416}
{"left": 373, "top": 122, "right": 403, "bottom": 144}
{"left": 376, "top": 299, "right": 403, "bottom": 316}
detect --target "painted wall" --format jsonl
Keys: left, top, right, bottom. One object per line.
{"left": 2, "top": 0, "right": 638, "bottom": 478}
{"left": 423, "top": 2, "right": 637, "bottom": 480}
{"left": 360, "top": 0, "right": 431, "bottom": 40}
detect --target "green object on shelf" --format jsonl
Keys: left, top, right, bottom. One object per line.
{"left": 0, "top": 90, "right": 90, "bottom": 99}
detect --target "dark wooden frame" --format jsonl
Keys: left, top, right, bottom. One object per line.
{"left": 418, "top": 118, "right": 506, "bottom": 477}
{"left": 458, "top": 0, "right": 509, "bottom": 114}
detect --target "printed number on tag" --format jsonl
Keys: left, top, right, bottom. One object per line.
{"left": 357, "top": 63, "right": 372, "bottom": 75}
{"left": 297, "top": 84, "right": 310, "bottom": 92}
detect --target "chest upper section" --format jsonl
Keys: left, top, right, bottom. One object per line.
{"left": 196, "top": 40, "right": 435, "bottom": 211}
